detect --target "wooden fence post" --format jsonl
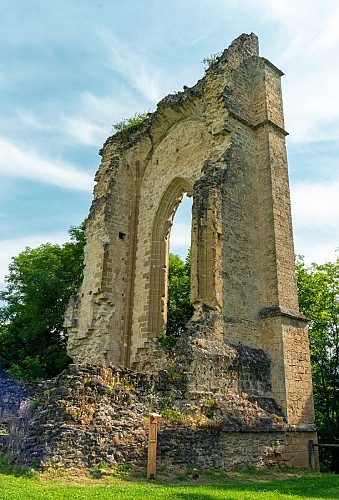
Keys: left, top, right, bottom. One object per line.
{"left": 147, "top": 412, "right": 161, "bottom": 479}
{"left": 309, "top": 440, "right": 316, "bottom": 470}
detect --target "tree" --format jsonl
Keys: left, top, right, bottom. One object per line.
{"left": 296, "top": 257, "right": 339, "bottom": 468}
{"left": 161, "top": 252, "right": 194, "bottom": 349}
{"left": 0, "top": 223, "right": 86, "bottom": 380}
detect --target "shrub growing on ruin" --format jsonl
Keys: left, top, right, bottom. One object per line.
{"left": 113, "top": 112, "right": 149, "bottom": 133}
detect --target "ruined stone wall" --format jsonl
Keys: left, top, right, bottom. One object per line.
{"left": 0, "top": 377, "right": 43, "bottom": 455}
{"left": 1, "top": 366, "right": 318, "bottom": 471}
{"left": 159, "top": 430, "right": 315, "bottom": 470}
{"left": 66, "top": 33, "right": 315, "bottom": 438}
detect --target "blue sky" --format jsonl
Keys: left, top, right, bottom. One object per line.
{"left": 1, "top": 0, "right": 339, "bottom": 287}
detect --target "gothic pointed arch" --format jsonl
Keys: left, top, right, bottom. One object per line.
{"left": 148, "top": 177, "right": 193, "bottom": 337}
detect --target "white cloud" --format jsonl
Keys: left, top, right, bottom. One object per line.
{"left": 284, "top": 70, "right": 339, "bottom": 143}
{"left": 259, "top": 0, "right": 336, "bottom": 51}
{"left": 64, "top": 116, "right": 107, "bottom": 146}
{"left": 291, "top": 180, "right": 339, "bottom": 228}
{"left": 170, "top": 222, "right": 191, "bottom": 248}
{"left": 291, "top": 179, "right": 339, "bottom": 263}
{"left": 306, "top": 4, "right": 339, "bottom": 56}
{"left": 294, "top": 239, "right": 338, "bottom": 266}
{"left": 15, "top": 110, "right": 46, "bottom": 130}
{"left": 256, "top": 0, "right": 339, "bottom": 143}
{"left": 0, "top": 136, "right": 94, "bottom": 191}
{"left": 169, "top": 222, "right": 191, "bottom": 260}
{"left": 79, "top": 92, "right": 123, "bottom": 117}
{"left": 97, "top": 27, "right": 162, "bottom": 103}
{"left": 0, "top": 232, "right": 70, "bottom": 288}
{"left": 61, "top": 90, "right": 151, "bottom": 146}
{"left": 62, "top": 93, "right": 125, "bottom": 144}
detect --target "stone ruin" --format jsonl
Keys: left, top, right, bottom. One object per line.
{"left": 0, "top": 33, "right": 318, "bottom": 471}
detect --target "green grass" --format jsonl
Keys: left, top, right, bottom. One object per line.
{"left": 0, "top": 457, "right": 337, "bottom": 499}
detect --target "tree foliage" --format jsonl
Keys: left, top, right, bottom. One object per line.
{"left": 296, "top": 257, "right": 339, "bottom": 465}
{"left": 159, "top": 252, "right": 194, "bottom": 349}
{"left": 0, "top": 223, "right": 86, "bottom": 380}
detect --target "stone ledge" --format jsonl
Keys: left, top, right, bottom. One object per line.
{"left": 259, "top": 306, "right": 309, "bottom": 323}
{"left": 227, "top": 109, "right": 289, "bottom": 136}
{"left": 260, "top": 57, "right": 285, "bottom": 77}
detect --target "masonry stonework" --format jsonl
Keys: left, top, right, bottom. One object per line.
{"left": 63, "top": 33, "right": 317, "bottom": 469}
{"left": 0, "top": 365, "right": 318, "bottom": 471}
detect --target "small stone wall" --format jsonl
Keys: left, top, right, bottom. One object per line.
{"left": 0, "top": 377, "right": 41, "bottom": 424}
{"left": 0, "top": 365, "right": 317, "bottom": 471}
{"left": 158, "top": 429, "right": 311, "bottom": 470}
{"left": 5, "top": 365, "right": 151, "bottom": 469}
{"left": 0, "top": 377, "right": 42, "bottom": 455}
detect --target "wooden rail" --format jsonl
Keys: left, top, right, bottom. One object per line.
{"left": 309, "top": 440, "right": 339, "bottom": 472}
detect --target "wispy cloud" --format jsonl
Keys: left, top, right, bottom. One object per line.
{"left": 259, "top": 0, "right": 335, "bottom": 55}
{"left": 254, "top": 0, "right": 339, "bottom": 262}
{"left": 306, "top": 4, "right": 339, "bottom": 56}
{"left": 61, "top": 90, "right": 142, "bottom": 146}
{"left": 257, "top": 0, "right": 339, "bottom": 143}
{"left": 0, "top": 136, "right": 93, "bottom": 191}
{"left": 97, "top": 27, "right": 162, "bottom": 103}
{"left": 63, "top": 116, "right": 107, "bottom": 146}
{"left": 15, "top": 109, "right": 47, "bottom": 130}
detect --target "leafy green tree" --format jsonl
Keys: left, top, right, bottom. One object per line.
{"left": 160, "top": 252, "right": 194, "bottom": 349}
{"left": 296, "top": 257, "right": 339, "bottom": 468}
{"left": 0, "top": 223, "right": 86, "bottom": 380}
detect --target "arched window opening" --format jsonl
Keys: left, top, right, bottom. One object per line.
{"left": 169, "top": 194, "right": 192, "bottom": 261}
{"left": 148, "top": 179, "right": 193, "bottom": 342}
{"left": 164, "top": 194, "right": 194, "bottom": 348}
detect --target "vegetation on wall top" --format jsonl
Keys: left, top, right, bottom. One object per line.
{"left": 202, "top": 52, "right": 222, "bottom": 70}
{"left": 113, "top": 112, "right": 149, "bottom": 134}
